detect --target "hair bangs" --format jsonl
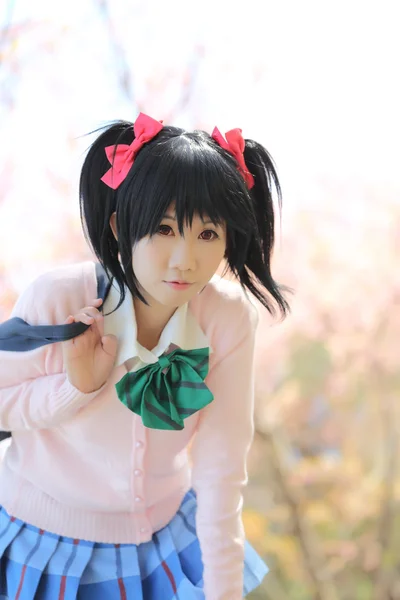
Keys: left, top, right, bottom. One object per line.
{"left": 173, "top": 141, "right": 236, "bottom": 235}
{"left": 124, "top": 131, "right": 248, "bottom": 241}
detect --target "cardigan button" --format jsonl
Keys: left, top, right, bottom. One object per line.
{"left": 134, "top": 469, "right": 142, "bottom": 477}
{"left": 135, "top": 496, "right": 143, "bottom": 503}
{"left": 135, "top": 441, "right": 143, "bottom": 448}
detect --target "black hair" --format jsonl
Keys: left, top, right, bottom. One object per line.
{"left": 79, "top": 119, "right": 292, "bottom": 319}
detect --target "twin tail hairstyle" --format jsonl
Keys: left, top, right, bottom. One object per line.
{"left": 79, "top": 116, "right": 292, "bottom": 319}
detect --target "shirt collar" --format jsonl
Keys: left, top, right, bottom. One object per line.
{"left": 103, "top": 281, "right": 210, "bottom": 366}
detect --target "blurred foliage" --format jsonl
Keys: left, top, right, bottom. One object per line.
{"left": 243, "top": 205, "right": 400, "bottom": 599}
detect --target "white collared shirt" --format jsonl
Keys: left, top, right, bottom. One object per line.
{"left": 103, "top": 281, "right": 211, "bottom": 373}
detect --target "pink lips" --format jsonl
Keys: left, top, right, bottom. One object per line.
{"left": 164, "top": 281, "right": 193, "bottom": 291}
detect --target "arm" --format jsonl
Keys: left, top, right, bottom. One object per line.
{"left": 0, "top": 270, "right": 103, "bottom": 431}
{"left": 191, "top": 296, "right": 258, "bottom": 600}
{"left": 0, "top": 372, "right": 104, "bottom": 432}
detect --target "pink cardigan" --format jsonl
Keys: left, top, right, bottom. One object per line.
{"left": 0, "top": 261, "right": 258, "bottom": 600}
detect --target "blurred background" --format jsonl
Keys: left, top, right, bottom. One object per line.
{"left": 1, "top": 0, "right": 399, "bottom": 598}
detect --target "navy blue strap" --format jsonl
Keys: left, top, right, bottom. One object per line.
{"left": 0, "top": 263, "right": 112, "bottom": 352}
{"left": 0, "top": 319, "right": 86, "bottom": 351}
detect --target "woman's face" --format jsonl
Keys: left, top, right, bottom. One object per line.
{"left": 110, "top": 208, "right": 227, "bottom": 310}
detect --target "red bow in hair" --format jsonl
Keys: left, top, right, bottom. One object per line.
{"left": 101, "top": 112, "right": 164, "bottom": 189}
{"left": 211, "top": 127, "right": 254, "bottom": 189}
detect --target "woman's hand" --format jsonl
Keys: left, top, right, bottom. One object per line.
{"left": 62, "top": 298, "right": 118, "bottom": 394}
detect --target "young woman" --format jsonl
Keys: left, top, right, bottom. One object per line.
{"left": 0, "top": 112, "right": 290, "bottom": 599}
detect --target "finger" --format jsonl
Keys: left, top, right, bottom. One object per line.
{"left": 101, "top": 334, "right": 118, "bottom": 357}
{"left": 81, "top": 306, "right": 102, "bottom": 316}
{"left": 74, "top": 307, "right": 103, "bottom": 323}
{"left": 73, "top": 313, "right": 96, "bottom": 326}
{"left": 64, "top": 315, "right": 75, "bottom": 324}
{"left": 91, "top": 298, "right": 103, "bottom": 305}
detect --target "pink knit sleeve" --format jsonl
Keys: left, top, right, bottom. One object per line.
{"left": 190, "top": 290, "right": 258, "bottom": 600}
{"left": 0, "top": 266, "right": 104, "bottom": 431}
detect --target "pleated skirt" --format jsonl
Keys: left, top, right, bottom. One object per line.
{"left": 0, "top": 490, "right": 268, "bottom": 599}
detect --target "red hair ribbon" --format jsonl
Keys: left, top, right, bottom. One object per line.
{"left": 101, "top": 112, "right": 164, "bottom": 190}
{"left": 211, "top": 127, "right": 254, "bottom": 189}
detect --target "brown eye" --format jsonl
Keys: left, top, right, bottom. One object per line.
{"left": 158, "top": 224, "right": 173, "bottom": 236}
{"left": 199, "top": 230, "right": 218, "bottom": 241}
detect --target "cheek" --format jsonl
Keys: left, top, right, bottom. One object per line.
{"left": 202, "top": 244, "right": 226, "bottom": 272}
{"left": 132, "top": 241, "right": 165, "bottom": 274}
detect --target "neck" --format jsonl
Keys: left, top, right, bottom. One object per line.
{"left": 133, "top": 296, "right": 177, "bottom": 351}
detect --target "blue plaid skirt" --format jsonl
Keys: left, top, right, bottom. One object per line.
{"left": 0, "top": 490, "right": 268, "bottom": 599}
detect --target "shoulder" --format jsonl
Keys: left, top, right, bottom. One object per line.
{"left": 195, "top": 275, "right": 258, "bottom": 322}
{"left": 11, "top": 261, "right": 97, "bottom": 325}
{"left": 189, "top": 275, "right": 259, "bottom": 348}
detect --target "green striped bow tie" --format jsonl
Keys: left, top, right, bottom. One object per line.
{"left": 115, "top": 347, "right": 214, "bottom": 430}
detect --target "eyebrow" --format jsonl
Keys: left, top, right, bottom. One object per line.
{"left": 163, "top": 214, "right": 217, "bottom": 226}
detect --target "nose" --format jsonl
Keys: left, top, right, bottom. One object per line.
{"left": 168, "top": 237, "right": 196, "bottom": 272}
